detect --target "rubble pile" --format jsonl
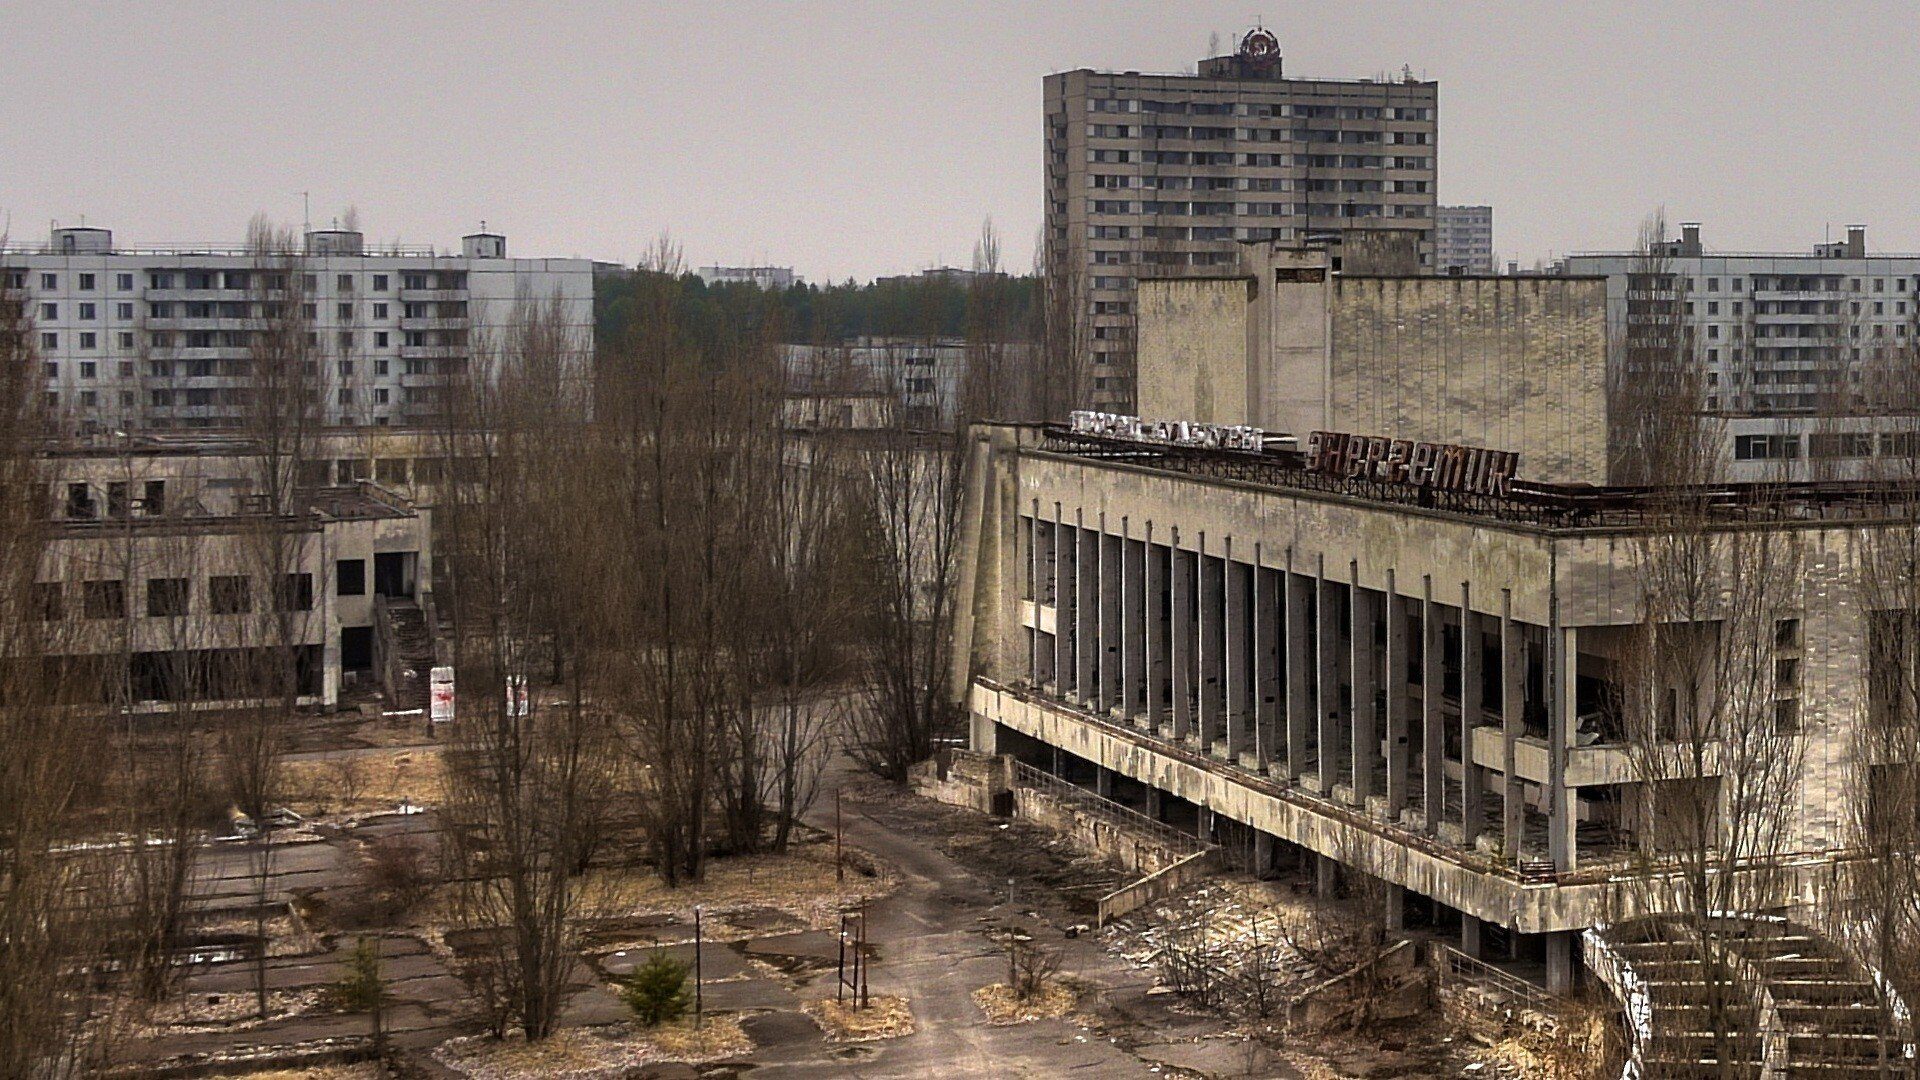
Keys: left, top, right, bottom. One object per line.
{"left": 1107, "top": 880, "right": 1320, "bottom": 1017}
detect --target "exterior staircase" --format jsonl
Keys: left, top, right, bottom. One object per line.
{"left": 376, "top": 595, "right": 437, "bottom": 713}
{"left": 1591, "top": 916, "right": 1915, "bottom": 1078}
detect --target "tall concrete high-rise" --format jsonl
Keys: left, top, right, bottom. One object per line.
{"left": 1436, "top": 204, "right": 1494, "bottom": 274}
{"left": 1044, "top": 27, "right": 1438, "bottom": 410}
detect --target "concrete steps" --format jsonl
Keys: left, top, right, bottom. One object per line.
{"left": 1596, "top": 917, "right": 1914, "bottom": 1078}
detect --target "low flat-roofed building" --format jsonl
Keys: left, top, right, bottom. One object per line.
{"left": 29, "top": 435, "right": 434, "bottom": 710}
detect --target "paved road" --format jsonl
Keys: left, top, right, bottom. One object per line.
{"left": 734, "top": 773, "right": 1161, "bottom": 1079}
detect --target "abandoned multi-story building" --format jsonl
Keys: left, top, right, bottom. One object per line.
{"left": 1045, "top": 27, "right": 1438, "bottom": 411}
{"left": 1563, "top": 222, "right": 1920, "bottom": 480}
{"left": 947, "top": 236, "right": 1920, "bottom": 1012}
{"left": 1435, "top": 204, "right": 1494, "bottom": 275}
{"left": 4, "top": 222, "right": 593, "bottom": 433}
{"left": 31, "top": 435, "right": 435, "bottom": 710}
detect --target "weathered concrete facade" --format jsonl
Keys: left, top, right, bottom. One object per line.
{"left": 1138, "top": 244, "right": 1611, "bottom": 484}
{"left": 32, "top": 439, "right": 433, "bottom": 709}
{"left": 951, "top": 422, "right": 1892, "bottom": 988}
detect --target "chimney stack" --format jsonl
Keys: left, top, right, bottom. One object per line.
{"left": 1846, "top": 224, "right": 1866, "bottom": 259}
{"left": 1680, "top": 222, "right": 1702, "bottom": 256}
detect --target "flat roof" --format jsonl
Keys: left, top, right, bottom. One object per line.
{"left": 1028, "top": 423, "right": 1920, "bottom": 532}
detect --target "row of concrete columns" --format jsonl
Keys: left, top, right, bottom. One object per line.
{"left": 1027, "top": 508, "right": 1581, "bottom": 871}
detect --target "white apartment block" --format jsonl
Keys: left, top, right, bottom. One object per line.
{"left": 1563, "top": 223, "right": 1920, "bottom": 476}
{"left": 1046, "top": 27, "right": 1438, "bottom": 410}
{"left": 697, "top": 265, "right": 797, "bottom": 290}
{"left": 1436, "top": 204, "right": 1493, "bottom": 274}
{"left": 4, "top": 225, "right": 593, "bottom": 433}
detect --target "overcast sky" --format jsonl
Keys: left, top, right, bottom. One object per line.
{"left": 3, "top": 2, "right": 1916, "bottom": 281}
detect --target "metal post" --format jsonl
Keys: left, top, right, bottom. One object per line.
{"left": 694, "top": 906, "right": 704, "bottom": 1028}
{"left": 859, "top": 896, "right": 870, "bottom": 1008}
{"left": 835, "top": 788, "right": 844, "bottom": 884}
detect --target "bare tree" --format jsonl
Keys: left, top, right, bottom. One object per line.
{"left": 1031, "top": 225, "right": 1091, "bottom": 421}
{"left": 846, "top": 416, "right": 965, "bottom": 781}
{"left": 1613, "top": 212, "right": 1807, "bottom": 1078}
{"left": 1832, "top": 325, "right": 1920, "bottom": 1068}
{"left": 0, "top": 243, "right": 126, "bottom": 1075}
{"left": 437, "top": 286, "right": 612, "bottom": 1040}
{"left": 213, "top": 219, "right": 332, "bottom": 1018}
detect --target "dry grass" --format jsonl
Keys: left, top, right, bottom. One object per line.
{"left": 802, "top": 995, "right": 915, "bottom": 1042}
{"left": 434, "top": 1018, "right": 749, "bottom": 1078}
{"left": 645, "top": 1015, "right": 751, "bottom": 1059}
{"left": 573, "top": 841, "right": 898, "bottom": 936}
{"left": 971, "top": 980, "right": 1079, "bottom": 1025}
{"left": 279, "top": 748, "right": 444, "bottom": 817}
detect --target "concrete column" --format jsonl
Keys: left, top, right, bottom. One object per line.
{"left": 1252, "top": 832, "right": 1275, "bottom": 880}
{"left": 1314, "top": 557, "right": 1340, "bottom": 797}
{"left": 1460, "top": 914, "right": 1485, "bottom": 959}
{"left": 1122, "top": 528, "right": 1147, "bottom": 721}
{"left": 1460, "top": 584, "right": 1486, "bottom": 846}
{"left": 1198, "top": 542, "right": 1225, "bottom": 754}
{"left": 1196, "top": 806, "right": 1215, "bottom": 843}
{"left": 1254, "top": 558, "right": 1281, "bottom": 772}
{"left": 1284, "top": 561, "right": 1312, "bottom": 782}
{"left": 1545, "top": 931, "right": 1575, "bottom": 994}
{"left": 1144, "top": 785, "right": 1163, "bottom": 821}
{"left": 1315, "top": 854, "right": 1338, "bottom": 899}
{"left": 1145, "top": 529, "right": 1168, "bottom": 732}
{"left": 1095, "top": 766, "right": 1114, "bottom": 799}
{"left": 1028, "top": 508, "right": 1041, "bottom": 687}
{"left": 1550, "top": 625, "right": 1578, "bottom": 872}
{"left": 1171, "top": 535, "right": 1195, "bottom": 741}
{"left": 1053, "top": 506, "right": 1073, "bottom": 699}
{"left": 1421, "top": 576, "right": 1444, "bottom": 835}
{"left": 1384, "top": 570, "right": 1410, "bottom": 818}
{"left": 970, "top": 712, "right": 998, "bottom": 754}
{"left": 1225, "top": 543, "right": 1251, "bottom": 759}
{"left": 1075, "top": 513, "right": 1097, "bottom": 707}
{"left": 1384, "top": 883, "right": 1406, "bottom": 931}
{"left": 1350, "top": 572, "right": 1379, "bottom": 807}
{"left": 1501, "top": 591, "right": 1525, "bottom": 861}
{"left": 1099, "top": 525, "right": 1123, "bottom": 712}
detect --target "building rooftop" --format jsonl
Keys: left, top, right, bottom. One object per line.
{"left": 1033, "top": 422, "right": 1920, "bottom": 531}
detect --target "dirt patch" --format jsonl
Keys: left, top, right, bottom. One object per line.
{"left": 800, "top": 995, "right": 914, "bottom": 1042}
{"left": 280, "top": 748, "right": 444, "bottom": 818}
{"left": 146, "top": 987, "right": 329, "bottom": 1033}
{"left": 971, "top": 980, "right": 1080, "bottom": 1025}
{"left": 434, "top": 1017, "right": 750, "bottom": 1078}
{"left": 571, "top": 840, "right": 898, "bottom": 938}
{"left": 227, "top": 1067, "right": 382, "bottom": 1080}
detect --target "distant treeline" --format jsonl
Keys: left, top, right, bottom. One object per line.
{"left": 594, "top": 269, "right": 1038, "bottom": 353}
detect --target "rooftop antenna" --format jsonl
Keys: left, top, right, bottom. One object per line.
{"left": 301, "top": 191, "right": 310, "bottom": 233}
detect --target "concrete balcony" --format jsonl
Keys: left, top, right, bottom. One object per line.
{"left": 398, "top": 288, "right": 465, "bottom": 302}
{"left": 1019, "top": 599, "right": 1059, "bottom": 637}
{"left": 1469, "top": 725, "right": 1723, "bottom": 787}
{"left": 397, "top": 344, "right": 463, "bottom": 359}
{"left": 398, "top": 317, "right": 467, "bottom": 331}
